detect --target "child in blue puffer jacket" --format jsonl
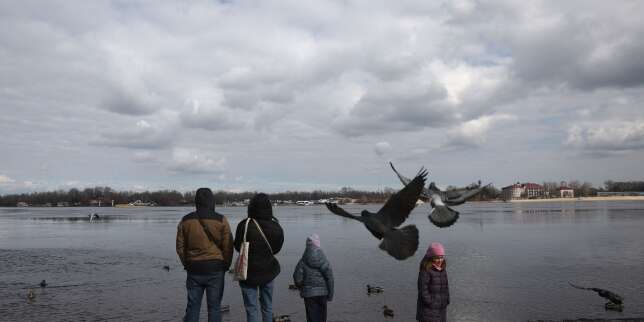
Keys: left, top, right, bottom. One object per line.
{"left": 293, "top": 234, "right": 334, "bottom": 322}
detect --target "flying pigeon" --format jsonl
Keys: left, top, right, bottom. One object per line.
{"left": 390, "top": 162, "right": 490, "bottom": 227}
{"left": 325, "top": 168, "right": 427, "bottom": 260}
{"left": 569, "top": 282, "right": 624, "bottom": 311}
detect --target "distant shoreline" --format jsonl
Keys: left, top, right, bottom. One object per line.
{"left": 510, "top": 196, "right": 644, "bottom": 203}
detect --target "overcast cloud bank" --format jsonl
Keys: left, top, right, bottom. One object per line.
{"left": 1, "top": 0, "right": 643, "bottom": 194}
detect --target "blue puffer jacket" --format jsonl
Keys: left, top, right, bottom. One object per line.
{"left": 293, "top": 241, "right": 334, "bottom": 300}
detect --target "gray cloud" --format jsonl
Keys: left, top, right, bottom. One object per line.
{"left": 2, "top": 0, "right": 644, "bottom": 192}
{"left": 566, "top": 121, "right": 644, "bottom": 153}
{"left": 167, "top": 148, "right": 226, "bottom": 175}
{"left": 332, "top": 78, "right": 454, "bottom": 136}
{"left": 91, "top": 120, "right": 176, "bottom": 150}
{"left": 179, "top": 99, "right": 248, "bottom": 131}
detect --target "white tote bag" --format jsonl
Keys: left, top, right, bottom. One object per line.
{"left": 233, "top": 218, "right": 250, "bottom": 281}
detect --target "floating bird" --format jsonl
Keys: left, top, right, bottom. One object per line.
{"left": 288, "top": 284, "right": 299, "bottom": 290}
{"left": 221, "top": 304, "right": 230, "bottom": 313}
{"left": 390, "top": 162, "right": 489, "bottom": 228}
{"left": 366, "top": 284, "right": 384, "bottom": 294}
{"left": 27, "top": 289, "right": 35, "bottom": 300}
{"left": 569, "top": 282, "right": 624, "bottom": 311}
{"left": 273, "top": 314, "right": 291, "bottom": 322}
{"left": 39, "top": 280, "right": 47, "bottom": 288}
{"left": 89, "top": 213, "right": 100, "bottom": 222}
{"left": 325, "top": 169, "right": 427, "bottom": 260}
{"left": 162, "top": 265, "right": 170, "bottom": 271}
{"left": 382, "top": 305, "right": 394, "bottom": 318}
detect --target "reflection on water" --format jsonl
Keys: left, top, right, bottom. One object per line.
{"left": 1, "top": 202, "right": 644, "bottom": 322}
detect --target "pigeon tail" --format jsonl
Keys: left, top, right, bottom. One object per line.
{"left": 378, "top": 225, "right": 419, "bottom": 260}
{"left": 429, "top": 206, "right": 459, "bottom": 228}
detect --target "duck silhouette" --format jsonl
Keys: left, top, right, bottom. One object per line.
{"left": 273, "top": 314, "right": 291, "bottom": 322}
{"left": 325, "top": 168, "right": 427, "bottom": 260}
{"left": 569, "top": 282, "right": 624, "bottom": 311}
{"left": 366, "top": 284, "right": 384, "bottom": 294}
{"left": 162, "top": 265, "right": 170, "bottom": 271}
{"left": 39, "top": 280, "right": 47, "bottom": 288}
{"left": 382, "top": 305, "right": 394, "bottom": 318}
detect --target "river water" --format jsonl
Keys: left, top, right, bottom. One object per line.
{"left": 1, "top": 201, "right": 643, "bottom": 322}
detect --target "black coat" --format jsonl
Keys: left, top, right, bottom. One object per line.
{"left": 234, "top": 212, "right": 284, "bottom": 286}
{"left": 416, "top": 265, "right": 449, "bottom": 322}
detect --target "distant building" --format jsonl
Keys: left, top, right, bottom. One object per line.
{"left": 502, "top": 182, "right": 546, "bottom": 200}
{"left": 502, "top": 183, "right": 523, "bottom": 200}
{"left": 16, "top": 202, "right": 28, "bottom": 207}
{"left": 559, "top": 186, "right": 574, "bottom": 198}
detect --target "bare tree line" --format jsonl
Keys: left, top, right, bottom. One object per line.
{"left": 1, "top": 181, "right": 642, "bottom": 207}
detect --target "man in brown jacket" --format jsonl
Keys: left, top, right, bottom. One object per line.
{"left": 177, "top": 187, "right": 233, "bottom": 322}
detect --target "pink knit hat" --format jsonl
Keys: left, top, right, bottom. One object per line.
{"left": 307, "top": 234, "right": 321, "bottom": 248}
{"left": 426, "top": 242, "right": 445, "bottom": 257}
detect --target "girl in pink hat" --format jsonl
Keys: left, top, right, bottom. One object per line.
{"left": 416, "top": 242, "right": 449, "bottom": 322}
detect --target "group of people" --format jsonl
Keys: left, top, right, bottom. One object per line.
{"left": 176, "top": 188, "right": 450, "bottom": 322}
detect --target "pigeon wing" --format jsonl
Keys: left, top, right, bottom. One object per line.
{"left": 376, "top": 168, "right": 427, "bottom": 228}
{"left": 325, "top": 203, "right": 364, "bottom": 222}
{"left": 444, "top": 183, "right": 491, "bottom": 206}
{"left": 390, "top": 162, "right": 431, "bottom": 200}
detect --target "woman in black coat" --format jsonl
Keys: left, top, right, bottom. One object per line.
{"left": 234, "top": 193, "right": 284, "bottom": 322}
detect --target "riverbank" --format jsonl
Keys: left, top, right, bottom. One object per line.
{"left": 511, "top": 196, "right": 644, "bottom": 203}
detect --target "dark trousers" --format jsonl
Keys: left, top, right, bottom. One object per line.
{"left": 304, "top": 296, "right": 328, "bottom": 322}
{"left": 184, "top": 271, "right": 225, "bottom": 322}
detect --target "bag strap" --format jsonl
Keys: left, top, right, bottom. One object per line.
{"left": 197, "top": 215, "right": 223, "bottom": 251}
{"left": 250, "top": 218, "right": 274, "bottom": 254}
{"left": 242, "top": 217, "right": 250, "bottom": 243}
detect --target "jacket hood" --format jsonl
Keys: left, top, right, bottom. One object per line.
{"left": 303, "top": 242, "right": 327, "bottom": 269}
{"left": 248, "top": 193, "right": 273, "bottom": 220}
{"left": 195, "top": 188, "right": 216, "bottom": 214}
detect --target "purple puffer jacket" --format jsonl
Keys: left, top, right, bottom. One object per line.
{"left": 416, "top": 266, "right": 449, "bottom": 322}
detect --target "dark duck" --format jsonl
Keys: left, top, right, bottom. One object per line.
{"left": 366, "top": 284, "right": 384, "bottom": 294}
{"left": 569, "top": 282, "right": 624, "bottom": 311}
{"left": 325, "top": 168, "right": 427, "bottom": 260}
{"left": 382, "top": 305, "right": 394, "bottom": 318}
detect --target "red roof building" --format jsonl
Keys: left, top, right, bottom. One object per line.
{"left": 502, "top": 182, "right": 546, "bottom": 200}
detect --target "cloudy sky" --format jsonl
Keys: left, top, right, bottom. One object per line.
{"left": 1, "top": 0, "right": 644, "bottom": 194}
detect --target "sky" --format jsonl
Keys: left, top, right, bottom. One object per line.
{"left": 1, "top": 0, "right": 644, "bottom": 194}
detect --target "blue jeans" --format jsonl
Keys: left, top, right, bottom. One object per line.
{"left": 184, "top": 271, "right": 225, "bottom": 322}
{"left": 240, "top": 280, "right": 274, "bottom": 322}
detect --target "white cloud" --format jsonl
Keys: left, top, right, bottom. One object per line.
{"left": 168, "top": 148, "right": 226, "bottom": 174}
{"left": 566, "top": 121, "right": 644, "bottom": 153}
{"left": 0, "top": 174, "right": 16, "bottom": 184}
{"left": 374, "top": 141, "right": 392, "bottom": 157}
{"left": 445, "top": 114, "right": 516, "bottom": 148}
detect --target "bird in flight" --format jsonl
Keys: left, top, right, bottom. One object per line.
{"left": 569, "top": 282, "right": 624, "bottom": 311}
{"left": 325, "top": 168, "right": 427, "bottom": 260}
{"left": 389, "top": 162, "right": 489, "bottom": 228}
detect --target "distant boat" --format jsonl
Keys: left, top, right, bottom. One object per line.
{"left": 114, "top": 200, "right": 157, "bottom": 208}
{"left": 296, "top": 201, "right": 314, "bottom": 206}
